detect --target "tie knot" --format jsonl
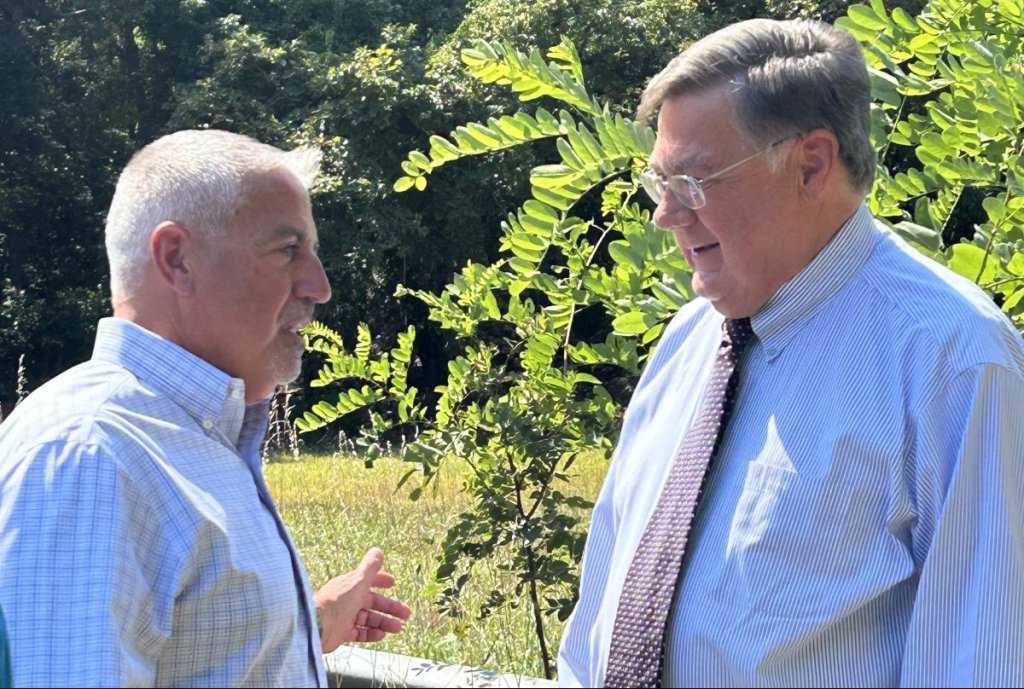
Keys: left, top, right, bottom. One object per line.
{"left": 724, "top": 317, "right": 754, "bottom": 353}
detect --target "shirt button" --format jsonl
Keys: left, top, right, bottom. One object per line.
{"left": 202, "top": 419, "right": 214, "bottom": 430}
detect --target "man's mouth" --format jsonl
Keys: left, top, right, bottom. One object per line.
{"left": 283, "top": 322, "right": 309, "bottom": 337}
{"left": 691, "top": 242, "right": 720, "bottom": 255}
{"left": 280, "top": 306, "right": 316, "bottom": 337}
{"left": 280, "top": 314, "right": 314, "bottom": 339}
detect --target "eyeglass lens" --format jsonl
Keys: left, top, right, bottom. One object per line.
{"left": 640, "top": 171, "right": 705, "bottom": 209}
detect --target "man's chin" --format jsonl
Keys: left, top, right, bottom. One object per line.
{"left": 274, "top": 367, "right": 302, "bottom": 388}
{"left": 691, "top": 276, "right": 718, "bottom": 304}
{"left": 269, "top": 352, "right": 304, "bottom": 389}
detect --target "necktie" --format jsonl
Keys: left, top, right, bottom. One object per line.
{"left": 604, "top": 317, "right": 755, "bottom": 688}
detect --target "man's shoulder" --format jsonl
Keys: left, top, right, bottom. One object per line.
{"left": 0, "top": 358, "right": 207, "bottom": 532}
{"left": 640, "top": 298, "right": 721, "bottom": 378}
{"left": 0, "top": 359, "right": 155, "bottom": 466}
{"left": 664, "top": 297, "right": 719, "bottom": 338}
{"left": 861, "top": 226, "right": 1024, "bottom": 372}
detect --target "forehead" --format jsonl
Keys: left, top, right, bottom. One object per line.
{"left": 234, "top": 170, "right": 317, "bottom": 240}
{"left": 650, "top": 87, "right": 744, "bottom": 172}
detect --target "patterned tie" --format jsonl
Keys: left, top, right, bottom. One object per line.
{"left": 604, "top": 317, "right": 755, "bottom": 688}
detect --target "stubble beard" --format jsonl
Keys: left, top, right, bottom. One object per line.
{"left": 270, "top": 302, "right": 316, "bottom": 387}
{"left": 270, "top": 342, "right": 305, "bottom": 387}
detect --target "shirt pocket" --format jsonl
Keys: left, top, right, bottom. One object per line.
{"left": 727, "top": 461, "right": 794, "bottom": 550}
{"left": 709, "top": 459, "right": 875, "bottom": 619}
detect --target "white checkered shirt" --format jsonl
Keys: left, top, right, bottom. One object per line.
{"left": 0, "top": 318, "right": 326, "bottom": 687}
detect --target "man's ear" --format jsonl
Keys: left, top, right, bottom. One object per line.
{"left": 150, "top": 221, "right": 195, "bottom": 295}
{"left": 795, "top": 129, "right": 838, "bottom": 198}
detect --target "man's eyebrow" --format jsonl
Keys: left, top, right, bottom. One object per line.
{"left": 653, "top": 149, "right": 711, "bottom": 175}
{"left": 261, "top": 226, "right": 320, "bottom": 252}
{"left": 264, "top": 227, "right": 303, "bottom": 241}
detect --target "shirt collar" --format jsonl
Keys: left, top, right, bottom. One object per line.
{"left": 91, "top": 317, "right": 263, "bottom": 449}
{"left": 751, "top": 203, "right": 879, "bottom": 360}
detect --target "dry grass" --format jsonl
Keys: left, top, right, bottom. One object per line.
{"left": 264, "top": 451, "right": 608, "bottom": 679}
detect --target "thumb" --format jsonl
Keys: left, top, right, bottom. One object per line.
{"left": 358, "top": 547, "right": 385, "bottom": 577}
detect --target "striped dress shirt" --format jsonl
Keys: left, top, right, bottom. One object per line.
{"left": 0, "top": 318, "right": 326, "bottom": 687}
{"left": 558, "top": 204, "right": 1024, "bottom": 687}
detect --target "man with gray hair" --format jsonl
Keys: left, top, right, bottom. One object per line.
{"left": 0, "top": 129, "right": 411, "bottom": 686}
{"left": 559, "top": 18, "right": 1024, "bottom": 687}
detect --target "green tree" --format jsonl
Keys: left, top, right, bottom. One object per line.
{"left": 432, "top": 0, "right": 710, "bottom": 108}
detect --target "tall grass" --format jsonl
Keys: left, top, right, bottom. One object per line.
{"left": 265, "top": 451, "right": 608, "bottom": 679}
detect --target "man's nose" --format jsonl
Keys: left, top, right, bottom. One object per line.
{"left": 296, "top": 253, "right": 332, "bottom": 304}
{"left": 653, "top": 194, "right": 698, "bottom": 231}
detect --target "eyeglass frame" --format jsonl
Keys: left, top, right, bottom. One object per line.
{"left": 639, "top": 135, "right": 797, "bottom": 210}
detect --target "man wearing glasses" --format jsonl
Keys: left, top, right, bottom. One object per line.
{"left": 558, "top": 18, "right": 1024, "bottom": 688}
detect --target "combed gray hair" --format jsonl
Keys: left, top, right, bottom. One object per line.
{"left": 638, "top": 18, "right": 875, "bottom": 192}
{"left": 105, "top": 129, "right": 321, "bottom": 302}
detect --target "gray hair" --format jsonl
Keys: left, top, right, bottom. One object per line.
{"left": 638, "top": 18, "right": 875, "bottom": 192}
{"left": 105, "top": 129, "right": 321, "bottom": 302}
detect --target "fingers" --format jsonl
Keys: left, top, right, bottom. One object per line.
{"left": 347, "top": 592, "right": 410, "bottom": 645}
{"left": 359, "top": 548, "right": 398, "bottom": 589}
{"left": 360, "top": 547, "right": 396, "bottom": 588}
{"left": 351, "top": 594, "right": 408, "bottom": 634}
{"left": 368, "top": 591, "right": 412, "bottom": 620}
{"left": 371, "top": 570, "right": 397, "bottom": 588}
{"left": 346, "top": 601, "right": 405, "bottom": 647}
{"left": 362, "top": 608, "right": 406, "bottom": 633}
{"left": 331, "top": 547, "right": 411, "bottom": 645}
{"left": 354, "top": 608, "right": 405, "bottom": 634}
{"left": 354, "top": 627, "right": 388, "bottom": 643}
{"left": 348, "top": 606, "right": 406, "bottom": 644}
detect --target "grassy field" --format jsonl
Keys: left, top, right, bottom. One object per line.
{"left": 264, "top": 451, "right": 608, "bottom": 679}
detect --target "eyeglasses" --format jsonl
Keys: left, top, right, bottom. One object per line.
{"left": 639, "top": 136, "right": 795, "bottom": 210}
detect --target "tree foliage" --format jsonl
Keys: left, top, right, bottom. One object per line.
{"left": 300, "top": 0, "right": 1023, "bottom": 674}
{"left": 1, "top": 0, "right": 703, "bottom": 412}
{"left": 432, "top": 0, "right": 708, "bottom": 108}
{"left": 839, "top": 0, "right": 1024, "bottom": 329}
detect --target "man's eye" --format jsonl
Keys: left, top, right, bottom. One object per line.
{"left": 281, "top": 245, "right": 299, "bottom": 257}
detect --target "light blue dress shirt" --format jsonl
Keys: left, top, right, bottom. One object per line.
{"left": 558, "top": 205, "right": 1024, "bottom": 687}
{"left": 0, "top": 318, "right": 326, "bottom": 687}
